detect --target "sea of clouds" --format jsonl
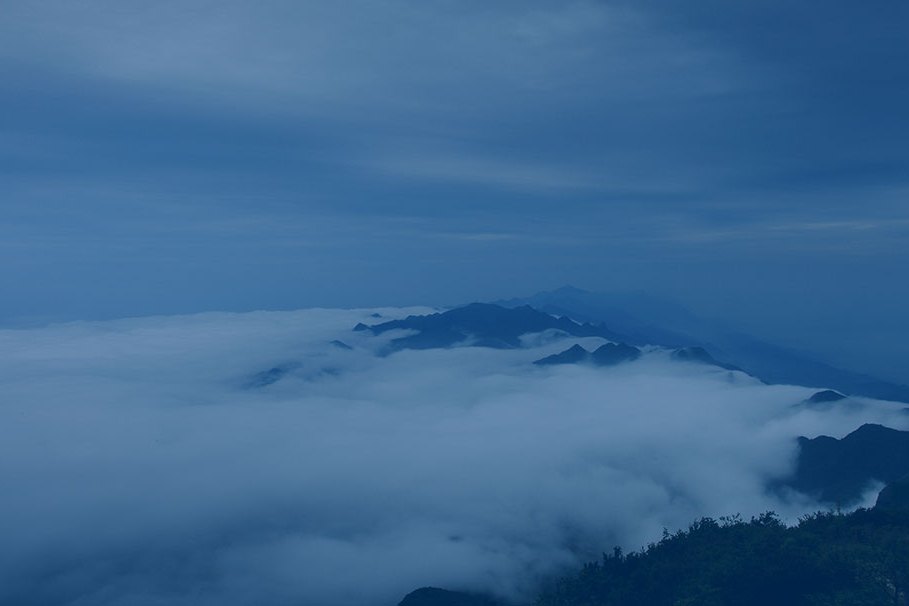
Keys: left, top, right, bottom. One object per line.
{"left": 1, "top": 307, "right": 906, "bottom": 606}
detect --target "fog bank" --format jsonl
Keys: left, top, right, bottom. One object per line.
{"left": 0, "top": 308, "right": 905, "bottom": 605}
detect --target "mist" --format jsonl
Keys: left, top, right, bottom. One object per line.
{"left": 1, "top": 307, "right": 905, "bottom": 606}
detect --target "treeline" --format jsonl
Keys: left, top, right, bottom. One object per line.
{"left": 536, "top": 508, "right": 909, "bottom": 606}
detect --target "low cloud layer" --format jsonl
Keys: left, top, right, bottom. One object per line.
{"left": 0, "top": 308, "right": 906, "bottom": 606}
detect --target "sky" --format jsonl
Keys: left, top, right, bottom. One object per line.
{"left": 2, "top": 307, "right": 906, "bottom": 605}
{"left": 2, "top": 0, "right": 908, "bottom": 380}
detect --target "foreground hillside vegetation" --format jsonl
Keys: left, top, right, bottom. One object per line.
{"left": 536, "top": 504, "right": 909, "bottom": 606}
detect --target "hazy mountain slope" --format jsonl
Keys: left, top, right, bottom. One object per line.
{"left": 496, "top": 287, "right": 909, "bottom": 403}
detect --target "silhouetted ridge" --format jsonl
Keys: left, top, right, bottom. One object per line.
{"left": 357, "top": 303, "right": 624, "bottom": 352}
{"left": 591, "top": 343, "right": 641, "bottom": 366}
{"left": 534, "top": 343, "right": 641, "bottom": 367}
{"left": 671, "top": 346, "right": 740, "bottom": 371}
{"left": 788, "top": 423, "right": 909, "bottom": 505}
{"left": 498, "top": 286, "right": 909, "bottom": 402}
{"left": 534, "top": 344, "right": 591, "bottom": 366}
{"left": 806, "top": 389, "right": 847, "bottom": 403}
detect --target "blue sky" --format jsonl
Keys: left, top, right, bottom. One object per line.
{"left": 1, "top": 0, "right": 908, "bottom": 382}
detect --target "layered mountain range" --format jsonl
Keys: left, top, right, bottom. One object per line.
{"left": 243, "top": 297, "right": 909, "bottom": 606}
{"left": 497, "top": 286, "right": 909, "bottom": 403}
{"left": 349, "top": 301, "right": 909, "bottom": 508}
{"left": 353, "top": 302, "right": 624, "bottom": 353}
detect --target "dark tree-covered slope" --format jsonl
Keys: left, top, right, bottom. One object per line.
{"left": 396, "top": 476, "right": 909, "bottom": 606}
{"left": 536, "top": 508, "right": 909, "bottom": 606}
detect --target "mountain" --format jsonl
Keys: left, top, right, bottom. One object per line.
{"left": 533, "top": 343, "right": 590, "bottom": 365}
{"left": 592, "top": 343, "right": 642, "bottom": 366}
{"left": 534, "top": 343, "right": 641, "bottom": 367}
{"left": 496, "top": 286, "right": 703, "bottom": 347}
{"left": 406, "top": 474, "right": 909, "bottom": 606}
{"left": 876, "top": 474, "right": 909, "bottom": 512}
{"left": 496, "top": 286, "right": 909, "bottom": 403}
{"left": 805, "top": 390, "right": 847, "bottom": 404}
{"left": 788, "top": 424, "right": 909, "bottom": 505}
{"left": 535, "top": 507, "right": 909, "bottom": 606}
{"left": 245, "top": 364, "right": 297, "bottom": 388}
{"left": 670, "top": 346, "right": 740, "bottom": 371}
{"left": 355, "top": 303, "right": 626, "bottom": 353}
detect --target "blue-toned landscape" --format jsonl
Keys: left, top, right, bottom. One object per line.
{"left": 2, "top": 2, "right": 908, "bottom": 605}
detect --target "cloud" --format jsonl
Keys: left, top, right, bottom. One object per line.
{"left": 0, "top": 1, "right": 738, "bottom": 115}
{"left": 0, "top": 308, "right": 906, "bottom": 605}
{"left": 2, "top": 0, "right": 908, "bottom": 362}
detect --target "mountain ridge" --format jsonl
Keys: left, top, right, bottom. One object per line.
{"left": 356, "top": 302, "right": 627, "bottom": 353}
{"left": 495, "top": 286, "right": 909, "bottom": 402}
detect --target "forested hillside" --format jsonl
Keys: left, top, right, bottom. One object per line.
{"left": 536, "top": 505, "right": 909, "bottom": 606}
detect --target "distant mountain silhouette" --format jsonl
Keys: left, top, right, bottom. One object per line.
{"left": 534, "top": 343, "right": 641, "bottom": 367}
{"left": 496, "top": 285, "right": 701, "bottom": 348}
{"left": 788, "top": 424, "right": 909, "bottom": 505}
{"left": 356, "top": 303, "right": 625, "bottom": 353}
{"left": 245, "top": 364, "right": 296, "bottom": 388}
{"left": 671, "top": 346, "right": 740, "bottom": 371}
{"left": 534, "top": 343, "right": 590, "bottom": 365}
{"left": 497, "top": 286, "right": 909, "bottom": 403}
{"left": 397, "top": 587, "right": 504, "bottom": 606}
{"left": 805, "top": 390, "right": 847, "bottom": 404}
{"left": 591, "top": 343, "right": 642, "bottom": 366}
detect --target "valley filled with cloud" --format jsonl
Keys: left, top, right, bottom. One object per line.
{"left": 1, "top": 307, "right": 905, "bottom": 606}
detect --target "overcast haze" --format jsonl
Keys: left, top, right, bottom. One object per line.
{"left": 3, "top": 6, "right": 909, "bottom": 601}
{"left": 2, "top": 0, "right": 908, "bottom": 382}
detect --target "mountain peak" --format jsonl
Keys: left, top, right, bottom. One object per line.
{"left": 534, "top": 342, "right": 641, "bottom": 367}
{"left": 806, "top": 390, "right": 847, "bottom": 404}
{"left": 788, "top": 423, "right": 909, "bottom": 505}
{"left": 357, "top": 303, "right": 625, "bottom": 353}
